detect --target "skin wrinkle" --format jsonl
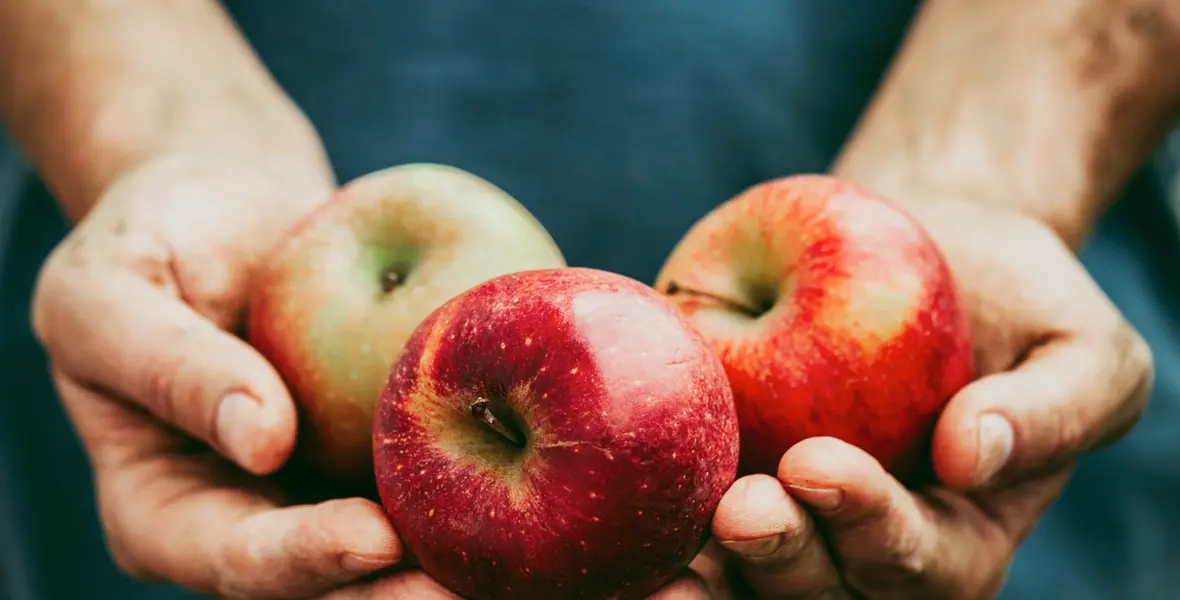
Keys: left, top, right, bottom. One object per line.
{"left": 835, "top": 0, "right": 1180, "bottom": 248}
{"left": 1, "top": 2, "right": 392, "bottom": 596}
{"left": 0, "top": 0, "right": 1166, "bottom": 597}
{"left": 0, "top": 1, "right": 332, "bottom": 220}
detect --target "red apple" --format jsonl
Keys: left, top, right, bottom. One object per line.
{"left": 654, "top": 174, "right": 974, "bottom": 478}
{"left": 249, "top": 163, "right": 566, "bottom": 483}
{"left": 373, "top": 267, "right": 739, "bottom": 600}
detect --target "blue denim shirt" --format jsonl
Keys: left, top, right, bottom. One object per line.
{"left": 1, "top": 2, "right": 1177, "bottom": 598}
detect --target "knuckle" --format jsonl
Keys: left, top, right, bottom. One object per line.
{"left": 1048, "top": 402, "right": 1089, "bottom": 458}
{"left": 846, "top": 552, "right": 928, "bottom": 590}
{"left": 213, "top": 531, "right": 264, "bottom": 599}
{"left": 1002, "top": 210, "right": 1069, "bottom": 255}
{"left": 139, "top": 345, "right": 197, "bottom": 431}
{"left": 29, "top": 253, "right": 69, "bottom": 350}
{"left": 107, "top": 542, "right": 158, "bottom": 583}
{"left": 1124, "top": 333, "right": 1155, "bottom": 411}
{"left": 1100, "top": 323, "right": 1155, "bottom": 445}
{"left": 29, "top": 229, "right": 114, "bottom": 356}
{"left": 29, "top": 281, "right": 52, "bottom": 348}
{"left": 96, "top": 494, "right": 160, "bottom": 583}
{"left": 136, "top": 316, "right": 225, "bottom": 441}
{"left": 1123, "top": 327, "right": 1155, "bottom": 386}
{"left": 1012, "top": 211, "right": 1056, "bottom": 240}
{"left": 214, "top": 506, "right": 308, "bottom": 599}
{"left": 307, "top": 498, "right": 364, "bottom": 545}
{"left": 843, "top": 523, "right": 930, "bottom": 590}
{"left": 221, "top": 549, "right": 256, "bottom": 582}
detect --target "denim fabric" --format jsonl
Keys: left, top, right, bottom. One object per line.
{"left": 0, "top": 2, "right": 1175, "bottom": 598}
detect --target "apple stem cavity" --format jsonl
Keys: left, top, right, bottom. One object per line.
{"left": 663, "top": 280, "right": 770, "bottom": 319}
{"left": 470, "top": 397, "right": 526, "bottom": 448}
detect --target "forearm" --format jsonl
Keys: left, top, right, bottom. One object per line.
{"left": 0, "top": 0, "right": 333, "bottom": 221}
{"left": 833, "top": 0, "right": 1180, "bottom": 247}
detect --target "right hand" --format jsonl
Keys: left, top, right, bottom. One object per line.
{"left": 30, "top": 154, "right": 436, "bottom": 599}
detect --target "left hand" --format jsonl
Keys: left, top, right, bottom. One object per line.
{"left": 707, "top": 197, "right": 1153, "bottom": 599}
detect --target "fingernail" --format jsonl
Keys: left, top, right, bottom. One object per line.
{"left": 720, "top": 534, "right": 785, "bottom": 558}
{"left": 976, "top": 413, "right": 1015, "bottom": 486}
{"left": 215, "top": 392, "right": 262, "bottom": 467}
{"left": 787, "top": 485, "right": 845, "bottom": 513}
{"left": 341, "top": 553, "right": 397, "bottom": 574}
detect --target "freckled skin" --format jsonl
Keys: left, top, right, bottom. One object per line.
{"left": 655, "top": 175, "right": 974, "bottom": 479}
{"left": 374, "top": 268, "right": 740, "bottom": 600}
{"left": 248, "top": 163, "right": 566, "bottom": 483}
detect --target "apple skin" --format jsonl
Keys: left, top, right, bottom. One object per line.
{"left": 373, "top": 267, "right": 740, "bottom": 600}
{"left": 248, "top": 163, "right": 566, "bottom": 483}
{"left": 654, "top": 174, "right": 974, "bottom": 479}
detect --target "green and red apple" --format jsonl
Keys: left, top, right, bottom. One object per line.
{"left": 248, "top": 163, "right": 566, "bottom": 482}
{"left": 655, "top": 174, "right": 974, "bottom": 478}
{"left": 373, "top": 267, "right": 740, "bottom": 600}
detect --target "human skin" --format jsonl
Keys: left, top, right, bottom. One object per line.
{"left": 707, "top": 0, "right": 1178, "bottom": 597}
{"left": 0, "top": 2, "right": 726, "bottom": 598}
{"left": 2, "top": 2, "right": 408, "bottom": 598}
{"left": 4, "top": 1, "right": 1178, "bottom": 599}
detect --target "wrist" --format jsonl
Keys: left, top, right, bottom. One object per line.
{"left": 831, "top": 0, "right": 1180, "bottom": 249}
{"left": 0, "top": 0, "right": 335, "bottom": 222}
{"left": 831, "top": 153, "right": 1100, "bottom": 250}
{"left": 55, "top": 87, "right": 335, "bottom": 222}
{"left": 92, "top": 149, "right": 336, "bottom": 227}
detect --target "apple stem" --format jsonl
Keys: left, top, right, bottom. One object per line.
{"left": 379, "top": 267, "right": 402, "bottom": 293}
{"left": 470, "top": 397, "right": 526, "bottom": 448}
{"left": 663, "top": 280, "right": 766, "bottom": 318}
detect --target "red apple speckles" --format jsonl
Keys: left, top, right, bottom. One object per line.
{"left": 373, "top": 268, "right": 739, "bottom": 600}
{"left": 656, "top": 175, "right": 974, "bottom": 479}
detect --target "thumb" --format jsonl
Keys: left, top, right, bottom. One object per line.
{"left": 34, "top": 266, "right": 296, "bottom": 474}
{"left": 932, "top": 328, "right": 1152, "bottom": 491}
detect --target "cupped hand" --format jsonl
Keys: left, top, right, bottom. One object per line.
{"left": 708, "top": 198, "right": 1153, "bottom": 598}
{"left": 29, "top": 154, "right": 431, "bottom": 599}
{"left": 32, "top": 154, "right": 740, "bottom": 600}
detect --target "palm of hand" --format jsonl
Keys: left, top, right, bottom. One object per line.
{"left": 31, "top": 156, "right": 461, "bottom": 599}
{"left": 34, "top": 159, "right": 1151, "bottom": 600}
{"left": 706, "top": 199, "right": 1151, "bottom": 599}
{"left": 33, "top": 157, "right": 725, "bottom": 600}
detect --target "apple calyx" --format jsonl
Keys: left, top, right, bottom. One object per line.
{"left": 662, "top": 280, "right": 770, "bottom": 319}
{"left": 470, "top": 396, "right": 527, "bottom": 449}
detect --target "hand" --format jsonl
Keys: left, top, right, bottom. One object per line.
{"left": 707, "top": 198, "right": 1153, "bottom": 598}
{"left": 31, "top": 153, "right": 740, "bottom": 600}
{"left": 320, "top": 551, "right": 735, "bottom": 599}
{"left": 31, "top": 154, "right": 429, "bottom": 599}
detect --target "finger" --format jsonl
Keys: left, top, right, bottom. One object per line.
{"left": 319, "top": 571, "right": 461, "bottom": 599}
{"left": 686, "top": 540, "right": 735, "bottom": 599}
{"left": 35, "top": 267, "right": 296, "bottom": 474}
{"left": 103, "top": 469, "right": 402, "bottom": 599}
{"left": 712, "top": 474, "right": 847, "bottom": 599}
{"left": 932, "top": 329, "right": 1153, "bottom": 491}
{"left": 645, "top": 570, "right": 714, "bottom": 600}
{"left": 779, "top": 437, "right": 1009, "bottom": 599}
{"left": 61, "top": 378, "right": 400, "bottom": 599}
{"left": 320, "top": 569, "right": 712, "bottom": 600}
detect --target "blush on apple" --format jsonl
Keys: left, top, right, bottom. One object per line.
{"left": 655, "top": 174, "right": 974, "bottom": 479}
{"left": 373, "top": 267, "right": 740, "bottom": 600}
{"left": 248, "top": 163, "right": 566, "bottom": 483}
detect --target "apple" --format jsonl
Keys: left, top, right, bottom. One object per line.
{"left": 248, "top": 163, "right": 567, "bottom": 483}
{"left": 373, "top": 267, "right": 740, "bottom": 600}
{"left": 654, "top": 174, "right": 974, "bottom": 479}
